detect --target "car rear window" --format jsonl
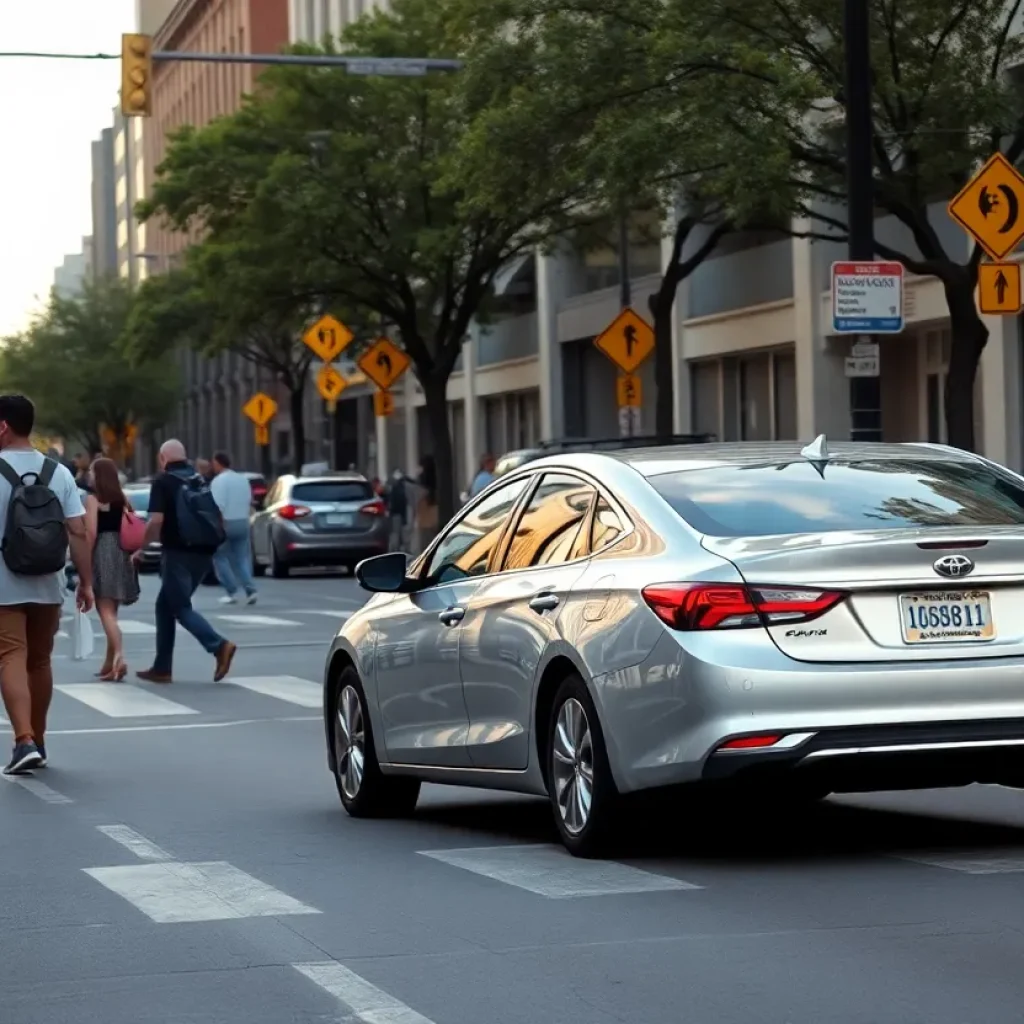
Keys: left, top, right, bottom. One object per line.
{"left": 647, "top": 459, "right": 1024, "bottom": 537}
{"left": 125, "top": 489, "right": 150, "bottom": 513}
{"left": 292, "top": 481, "right": 372, "bottom": 503}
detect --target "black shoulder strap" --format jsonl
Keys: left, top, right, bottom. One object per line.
{"left": 38, "top": 458, "right": 57, "bottom": 487}
{"left": 0, "top": 459, "right": 21, "bottom": 490}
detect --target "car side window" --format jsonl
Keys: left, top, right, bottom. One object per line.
{"left": 424, "top": 477, "right": 529, "bottom": 584}
{"left": 502, "top": 474, "right": 596, "bottom": 571}
{"left": 591, "top": 496, "right": 625, "bottom": 553}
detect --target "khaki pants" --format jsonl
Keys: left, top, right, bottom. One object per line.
{"left": 0, "top": 604, "right": 62, "bottom": 745}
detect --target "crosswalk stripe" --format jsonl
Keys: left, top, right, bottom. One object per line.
{"left": 293, "top": 962, "right": 438, "bottom": 1023}
{"left": 896, "top": 850, "right": 1024, "bottom": 874}
{"left": 291, "top": 609, "right": 352, "bottom": 619}
{"left": 216, "top": 614, "right": 301, "bottom": 627}
{"left": 84, "top": 859, "right": 321, "bottom": 922}
{"left": 418, "top": 844, "right": 701, "bottom": 897}
{"left": 227, "top": 676, "right": 322, "bottom": 708}
{"left": 118, "top": 620, "right": 157, "bottom": 634}
{"left": 55, "top": 683, "right": 198, "bottom": 718}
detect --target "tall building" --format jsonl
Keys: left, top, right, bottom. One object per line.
{"left": 113, "top": 109, "right": 147, "bottom": 283}
{"left": 53, "top": 240, "right": 93, "bottom": 299}
{"left": 142, "top": 0, "right": 290, "bottom": 470}
{"left": 90, "top": 128, "right": 118, "bottom": 280}
{"left": 288, "top": 0, "right": 386, "bottom": 38}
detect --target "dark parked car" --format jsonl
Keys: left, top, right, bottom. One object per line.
{"left": 242, "top": 471, "right": 268, "bottom": 510}
{"left": 250, "top": 473, "right": 388, "bottom": 577}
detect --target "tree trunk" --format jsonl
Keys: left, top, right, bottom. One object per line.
{"left": 288, "top": 380, "right": 307, "bottom": 474}
{"left": 942, "top": 272, "right": 988, "bottom": 452}
{"left": 649, "top": 270, "right": 682, "bottom": 438}
{"left": 422, "top": 374, "right": 456, "bottom": 526}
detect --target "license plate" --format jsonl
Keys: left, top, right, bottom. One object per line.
{"left": 899, "top": 590, "right": 995, "bottom": 643}
{"left": 323, "top": 513, "right": 353, "bottom": 527}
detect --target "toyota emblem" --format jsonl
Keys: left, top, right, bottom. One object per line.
{"left": 933, "top": 554, "right": 975, "bottom": 578}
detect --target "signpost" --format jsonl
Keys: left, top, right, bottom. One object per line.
{"left": 303, "top": 314, "right": 353, "bottom": 363}
{"left": 978, "top": 261, "right": 1022, "bottom": 314}
{"left": 358, "top": 338, "right": 410, "bottom": 392}
{"left": 616, "top": 374, "right": 641, "bottom": 408}
{"left": 243, "top": 391, "right": 277, "bottom": 448}
{"left": 373, "top": 390, "right": 395, "bottom": 417}
{"left": 831, "top": 262, "right": 904, "bottom": 335}
{"left": 595, "top": 307, "right": 654, "bottom": 436}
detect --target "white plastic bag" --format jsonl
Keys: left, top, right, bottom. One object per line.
{"left": 71, "top": 607, "right": 94, "bottom": 661}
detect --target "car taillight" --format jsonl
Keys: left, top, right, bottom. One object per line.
{"left": 641, "top": 583, "right": 843, "bottom": 630}
{"left": 277, "top": 504, "right": 311, "bottom": 519}
{"left": 718, "top": 734, "right": 783, "bottom": 750}
{"left": 359, "top": 500, "right": 386, "bottom": 515}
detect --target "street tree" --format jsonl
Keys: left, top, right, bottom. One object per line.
{"left": 673, "top": 0, "right": 1024, "bottom": 449}
{"left": 0, "top": 277, "right": 179, "bottom": 462}
{"left": 453, "top": 0, "right": 798, "bottom": 435}
{"left": 126, "top": 225, "right": 347, "bottom": 473}
{"left": 139, "top": 0, "right": 589, "bottom": 520}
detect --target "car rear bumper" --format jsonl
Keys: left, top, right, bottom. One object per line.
{"left": 592, "top": 629, "right": 1024, "bottom": 795}
{"left": 276, "top": 528, "right": 388, "bottom": 564}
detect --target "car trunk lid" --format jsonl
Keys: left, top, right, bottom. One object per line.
{"left": 702, "top": 526, "right": 1024, "bottom": 662}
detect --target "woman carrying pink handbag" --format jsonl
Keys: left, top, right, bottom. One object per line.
{"left": 83, "top": 458, "right": 141, "bottom": 681}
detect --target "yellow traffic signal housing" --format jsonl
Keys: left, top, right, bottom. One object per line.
{"left": 121, "top": 33, "right": 153, "bottom": 117}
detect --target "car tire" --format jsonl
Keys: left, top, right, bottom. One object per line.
{"left": 547, "top": 673, "right": 619, "bottom": 857}
{"left": 330, "top": 667, "right": 420, "bottom": 818}
{"left": 252, "top": 561, "right": 266, "bottom": 577}
{"left": 270, "top": 546, "right": 289, "bottom": 578}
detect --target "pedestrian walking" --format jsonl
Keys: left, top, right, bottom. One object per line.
{"left": 468, "top": 453, "right": 496, "bottom": 497}
{"left": 0, "top": 394, "right": 94, "bottom": 774}
{"left": 84, "top": 456, "right": 141, "bottom": 681}
{"left": 383, "top": 469, "right": 411, "bottom": 551}
{"left": 209, "top": 450, "right": 257, "bottom": 606}
{"left": 414, "top": 455, "right": 439, "bottom": 553}
{"left": 135, "top": 439, "right": 236, "bottom": 685}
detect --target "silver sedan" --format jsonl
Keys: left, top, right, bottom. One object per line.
{"left": 321, "top": 438, "right": 1024, "bottom": 856}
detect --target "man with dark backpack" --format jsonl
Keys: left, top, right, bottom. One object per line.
{"left": 135, "top": 439, "right": 236, "bottom": 685}
{"left": 0, "top": 395, "right": 94, "bottom": 774}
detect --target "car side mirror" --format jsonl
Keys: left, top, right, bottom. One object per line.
{"left": 355, "top": 551, "right": 418, "bottom": 593}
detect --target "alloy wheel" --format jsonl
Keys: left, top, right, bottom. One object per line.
{"left": 552, "top": 697, "right": 594, "bottom": 835}
{"left": 336, "top": 684, "right": 366, "bottom": 800}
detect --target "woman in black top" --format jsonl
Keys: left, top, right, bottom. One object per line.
{"left": 84, "top": 458, "right": 140, "bottom": 681}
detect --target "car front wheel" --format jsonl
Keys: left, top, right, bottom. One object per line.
{"left": 547, "top": 674, "right": 619, "bottom": 857}
{"left": 331, "top": 667, "right": 420, "bottom": 818}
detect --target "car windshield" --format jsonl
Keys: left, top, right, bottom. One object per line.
{"left": 292, "top": 481, "right": 372, "bottom": 503}
{"left": 647, "top": 459, "right": 1024, "bottom": 537}
{"left": 125, "top": 489, "right": 150, "bottom": 513}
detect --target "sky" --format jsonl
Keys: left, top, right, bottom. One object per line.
{"left": 0, "top": 0, "right": 135, "bottom": 337}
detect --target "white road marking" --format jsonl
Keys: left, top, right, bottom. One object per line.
{"left": 216, "top": 614, "right": 302, "bottom": 627}
{"left": 117, "top": 619, "right": 157, "bottom": 634}
{"left": 48, "top": 715, "right": 319, "bottom": 736}
{"left": 227, "top": 676, "right": 322, "bottom": 708}
{"left": 1, "top": 774, "right": 73, "bottom": 804}
{"left": 56, "top": 683, "right": 198, "bottom": 718}
{"left": 291, "top": 609, "right": 352, "bottom": 619}
{"left": 418, "top": 844, "right": 701, "bottom": 898}
{"left": 96, "top": 824, "right": 172, "bottom": 861}
{"left": 84, "top": 860, "right": 321, "bottom": 922}
{"left": 293, "top": 961, "right": 437, "bottom": 1024}
{"left": 897, "top": 850, "right": 1024, "bottom": 874}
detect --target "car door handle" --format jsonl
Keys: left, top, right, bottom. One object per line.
{"left": 438, "top": 606, "right": 465, "bottom": 626}
{"left": 529, "top": 593, "right": 560, "bottom": 613}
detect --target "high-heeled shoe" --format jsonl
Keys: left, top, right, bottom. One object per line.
{"left": 101, "top": 656, "right": 127, "bottom": 682}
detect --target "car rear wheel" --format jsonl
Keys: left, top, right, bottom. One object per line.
{"left": 547, "top": 674, "right": 619, "bottom": 857}
{"left": 270, "top": 546, "right": 290, "bottom": 578}
{"left": 331, "top": 667, "right": 420, "bottom": 818}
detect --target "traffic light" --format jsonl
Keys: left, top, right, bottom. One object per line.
{"left": 120, "top": 33, "right": 152, "bottom": 117}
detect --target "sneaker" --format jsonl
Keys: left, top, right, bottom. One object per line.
{"left": 219, "top": 595, "right": 237, "bottom": 605}
{"left": 245, "top": 592, "right": 257, "bottom": 605}
{"left": 36, "top": 745, "right": 47, "bottom": 768}
{"left": 4, "top": 742, "right": 42, "bottom": 775}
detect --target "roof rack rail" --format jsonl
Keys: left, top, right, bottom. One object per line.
{"left": 536, "top": 433, "right": 715, "bottom": 453}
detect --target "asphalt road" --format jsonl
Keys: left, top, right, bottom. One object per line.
{"left": 4, "top": 570, "right": 1024, "bottom": 1023}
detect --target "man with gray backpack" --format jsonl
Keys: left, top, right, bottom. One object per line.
{"left": 134, "top": 439, "right": 236, "bottom": 685}
{"left": 0, "top": 395, "right": 94, "bottom": 775}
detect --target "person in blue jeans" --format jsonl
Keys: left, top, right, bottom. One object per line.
{"left": 134, "top": 440, "right": 236, "bottom": 684}
{"left": 209, "top": 451, "right": 257, "bottom": 605}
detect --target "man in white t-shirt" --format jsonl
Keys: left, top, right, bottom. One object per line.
{"left": 0, "top": 395, "right": 94, "bottom": 774}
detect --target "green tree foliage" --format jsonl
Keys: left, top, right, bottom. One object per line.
{"left": 0, "top": 277, "right": 179, "bottom": 461}
{"left": 137, "top": 0, "right": 588, "bottom": 519}
{"left": 656, "top": 0, "right": 1024, "bottom": 448}
{"left": 453, "top": 0, "right": 798, "bottom": 435}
